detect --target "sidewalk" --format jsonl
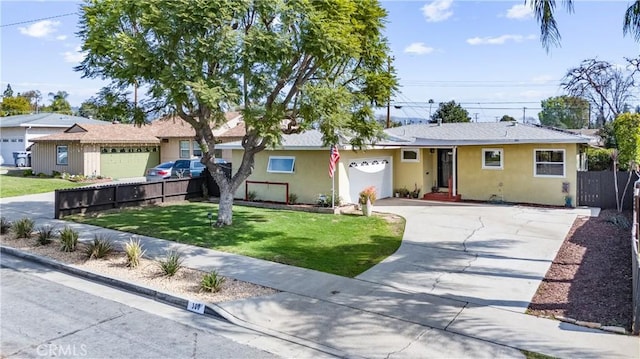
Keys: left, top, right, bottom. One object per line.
{"left": 1, "top": 194, "right": 638, "bottom": 358}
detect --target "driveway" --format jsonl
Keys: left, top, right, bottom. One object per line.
{"left": 367, "top": 199, "right": 597, "bottom": 313}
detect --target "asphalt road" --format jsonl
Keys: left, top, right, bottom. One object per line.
{"left": 0, "top": 266, "right": 280, "bottom": 359}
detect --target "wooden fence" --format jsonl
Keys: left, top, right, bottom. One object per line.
{"left": 55, "top": 165, "right": 231, "bottom": 218}
{"left": 577, "top": 171, "right": 640, "bottom": 210}
{"left": 632, "top": 181, "right": 640, "bottom": 335}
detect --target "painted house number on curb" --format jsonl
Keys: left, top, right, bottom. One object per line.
{"left": 187, "top": 300, "right": 205, "bottom": 314}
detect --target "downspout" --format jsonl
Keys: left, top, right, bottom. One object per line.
{"left": 452, "top": 146, "right": 457, "bottom": 197}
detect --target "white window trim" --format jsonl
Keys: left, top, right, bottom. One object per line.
{"left": 267, "top": 156, "right": 296, "bottom": 173}
{"left": 179, "top": 140, "right": 190, "bottom": 158}
{"left": 533, "top": 149, "right": 566, "bottom": 178}
{"left": 56, "top": 145, "right": 68, "bottom": 165}
{"left": 482, "top": 148, "right": 503, "bottom": 170}
{"left": 401, "top": 148, "right": 420, "bottom": 163}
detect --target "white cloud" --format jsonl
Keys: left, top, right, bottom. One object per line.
{"left": 421, "top": 0, "right": 453, "bottom": 23}
{"left": 404, "top": 42, "right": 435, "bottom": 55}
{"left": 505, "top": 4, "right": 533, "bottom": 20}
{"left": 466, "top": 34, "right": 536, "bottom": 45}
{"left": 63, "top": 46, "right": 87, "bottom": 63}
{"left": 56, "top": 35, "right": 68, "bottom": 41}
{"left": 18, "top": 20, "right": 60, "bottom": 38}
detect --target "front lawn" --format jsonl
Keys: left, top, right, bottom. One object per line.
{"left": 68, "top": 202, "right": 405, "bottom": 277}
{"left": 0, "top": 174, "right": 88, "bottom": 198}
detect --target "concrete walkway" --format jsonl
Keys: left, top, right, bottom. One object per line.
{"left": 1, "top": 194, "right": 637, "bottom": 358}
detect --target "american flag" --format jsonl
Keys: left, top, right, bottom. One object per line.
{"left": 329, "top": 145, "right": 340, "bottom": 178}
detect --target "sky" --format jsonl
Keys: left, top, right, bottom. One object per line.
{"left": 1, "top": 0, "right": 639, "bottom": 123}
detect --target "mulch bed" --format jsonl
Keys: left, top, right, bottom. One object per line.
{"left": 528, "top": 209, "right": 634, "bottom": 330}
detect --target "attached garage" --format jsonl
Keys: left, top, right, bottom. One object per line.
{"left": 347, "top": 157, "right": 393, "bottom": 204}
{"left": 100, "top": 146, "right": 160, "bottom": 179}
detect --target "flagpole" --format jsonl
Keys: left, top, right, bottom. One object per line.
{"left": 332, "top": 171, "right": 335, "bottom": 208}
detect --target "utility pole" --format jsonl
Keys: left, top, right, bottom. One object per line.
{"left": 522, "top": 107, "right": 526, "bottom": 123}
{"left": 473, "top": 113, "right": 479, "bottom": 122}
{"left": 386, "top": 56, "right": 392, "bottom": 128}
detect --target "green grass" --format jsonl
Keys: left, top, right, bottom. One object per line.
{"left": 0, "top": 174, "right": 86, "bottom": 198}
{"left": 520, "top": 349, "right": 557, "bottom": 359}
{"left": 68, "top": 202, "right": 405, "bottom": 277}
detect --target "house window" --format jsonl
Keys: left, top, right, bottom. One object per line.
{"left": 482, "top": 148, "right": 503, "bottom": 169}
{"left": 401, "top": 149, "right": 419, "bottom": 163}
{"left": 179, "top": 140, "right": 190, "bottom": 158}
{"left": 534, "top": 149, "right": 565, "bottom": 177}
{"left": 56, "top": 145, "right": 68, "bottom": 165}
{"left": 192, "top": 141, "right": 202, "bottom": 157}
{"left": 267, "top": 156, "right": 295, "bottom": 173}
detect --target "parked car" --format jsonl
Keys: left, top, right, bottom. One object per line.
{"left": 145, "top": 161, "right": 174, "bottom": 182}
{"left": 171, "top": 159, "right": 206, "bottom": 178}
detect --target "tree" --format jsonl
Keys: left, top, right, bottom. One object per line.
{"left": 612, "top": 112, "right": 640, "bottom": 171}
{"left": 44, "top": 91, "right": 72, "bottom": 115}
{"left": 430, "top": 100, "right": 470, "bottom": 123}
{"left": 77, "top": 0, "right": 396, "bottom": 226}
{"left": 3, "top": 84, "right": 14, "bottom": 98}
{"left": 499, "top": 115, "right": 516, "bottom": 122}
{"left": 80, "top": 87, "right": 137, "bottom": 122}
{"left": 1, "top": 96, "right": 31, "bottom": 116}
{"left": 528, "top": 0, "right": 640, "bottom": 51}
{"left": 562, "top": 58, "right": 636, "bottom": 126}
{"left": 538, "top": 95, "right": 589, "bottom": 129}
{"left": 20, "top": 90, "right": 42, "bottom": 113}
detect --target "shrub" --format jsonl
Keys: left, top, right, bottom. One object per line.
{"left": 157, "top": 250, "right": 183, "bottom": 277}
{"left": 316, "top": 193, "right": 342, "bottom": 207}
{"left": 124, "top": 237, "right": 145, "bottom": 268}
{"left": 22, "top": 169, "right": 34, "bottom": 177}
{"left": 200, "top": 270, "right": 226, "bottom": 293}
{"left": 52, "top": 170, "right": 62, "bottom": 178}
{"left": 288, "top": 193, "right": 298, "bottom": 205}
{"left": 1, "top": 217, "right": 12, "bottom": 235}
{"left": 36, "top": 225, "right": 56, "bottom": 245}
{"left": 12, "top": 218, "right": 34, "bottom": 239}
{"left": 586, "top": 147, "right": 613, "bottom": 171}
{"left": 84, "top": 235, "right": 115, "bottom": 259}
{"left": 359, "top": 186, "right": 377, "bottom": 205}
{"left": 247, "top": 191, "right": 257, "bottom": 201}
{"left": 59, "top": 226, "right": 79, "bottom": 252}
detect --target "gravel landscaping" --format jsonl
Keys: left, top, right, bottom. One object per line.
{"left": 528, "top": 209, "right": 634, "bottom": 331}
{"left": 0, "top": 234, "right": 278, "bottom": 304}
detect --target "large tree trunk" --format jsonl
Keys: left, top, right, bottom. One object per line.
{"left": 216, "top": 188, "right": 234, "bottom": 227}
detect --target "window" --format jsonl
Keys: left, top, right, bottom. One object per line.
{"left": 267, "top": 156, "right": 295, "bottom": 173}
{"left": 192, "top": 141, "right": 202, "bottom": 157}
{"left": 534, "top": 149, "right": 565, "bottom": 177}
{"left": 56, "top": 145, "right": 68, "bottom": 165}
{"left": 401, "top": 149, "right": 419, "bottom": 162}
{"left": 179, "top": 140, "right": 190, "bottom": 158}
{"left": 482, "top": 148, "right": 503, "bottom": 169}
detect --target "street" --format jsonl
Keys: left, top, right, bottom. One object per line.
{"left": 0, "top": 262, "right": 281, "bottom": 359}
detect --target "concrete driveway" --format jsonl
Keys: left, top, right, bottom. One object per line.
{"left": 366, "top": 199, "right": 597, "bottom": 313}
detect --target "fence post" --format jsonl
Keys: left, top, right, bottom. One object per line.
{"left": 54, "top": 190, "right": 60, "bottom": 219}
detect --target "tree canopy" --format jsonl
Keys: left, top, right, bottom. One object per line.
{"left": 77, "top": 0, "right": 397, "bottom": 226}
{"left": 538, "top": 95, "right": 589, "bottom": 129}
{"left": 500, "top": 115, "right": 516, "bottom": 122}
{"left": 430, "top": 100, "right": 470, "bottom": 123}
{"left": 612, "top": 112, "right": 640, "bottom": 171}
{"left": 528, "top": 0, "right": 640, "bottom": 51}
{"left": 0, "top": 96, "right": 31, "bottom": 116}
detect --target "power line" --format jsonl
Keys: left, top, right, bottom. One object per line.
{"left": 1, "top": 12, "right": 77, "bottom": 28}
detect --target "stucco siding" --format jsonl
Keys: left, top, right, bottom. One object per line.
{"left": 457, "top": 143, "right": 578, "bottom": 206}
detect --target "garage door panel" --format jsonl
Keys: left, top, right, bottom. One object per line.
{"left": 347, "top": 157, "right": 392, "bottom": 204}
{"left": 100, "top": 148, "right": 159, "bottom": 179}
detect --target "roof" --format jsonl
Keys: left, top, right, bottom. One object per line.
{"left": 149, "top": 112, "right": 243, "bottom": 138}
{"left": 0, "top": 112, "right": 109, "bottom": 128}
{"left": 31, "top": 124, "right": 160, "bottom": 144}
{"left": 218, "top": 122, "right": 590, "bottom": 150}
{"left": 382, "top": 122, "right": 591, "bottom": 146}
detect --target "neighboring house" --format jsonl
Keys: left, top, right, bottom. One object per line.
{"left": 30, "top": 113, "right": 245, "bottom": 178}
{"left": 567, "top": 128, "right": 603, "bottom": 147}
{"left": 148, "top": 112, "right": 243, "bottom": 162}
{"left": 0, "top": 113, "right": 109, "bottom": 166}
{"left": 219, "top": 122, "right": 590, "bottom": 207}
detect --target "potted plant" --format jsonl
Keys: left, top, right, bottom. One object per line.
{"left": 359, "top": 186, "right": 377, "bottom": 216}
{"left": 411, "top": 184, "right": 421, "bottom": 198}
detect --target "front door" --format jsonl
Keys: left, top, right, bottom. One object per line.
{"left": 437, "top": 149, "right": 452, "bottom": 188}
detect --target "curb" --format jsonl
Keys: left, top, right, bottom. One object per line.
{"left": 553, "top": 315, "right": 629, "bottom": 335}
{"left": 0, "top": 245, "right": 350, "bottom": 358}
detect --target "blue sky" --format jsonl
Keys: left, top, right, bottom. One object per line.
{"left": 1, "top": 0, "right": 638, "bottom": 122}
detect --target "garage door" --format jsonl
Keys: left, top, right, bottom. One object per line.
{"left": 347, "top": 157, "right": 392, "bottom": 204}
{"left": 100, "top": 146, "right": 159, "bottom": 179}
{"left": 0, "top": 138, "right": 25, "bottom": 166}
